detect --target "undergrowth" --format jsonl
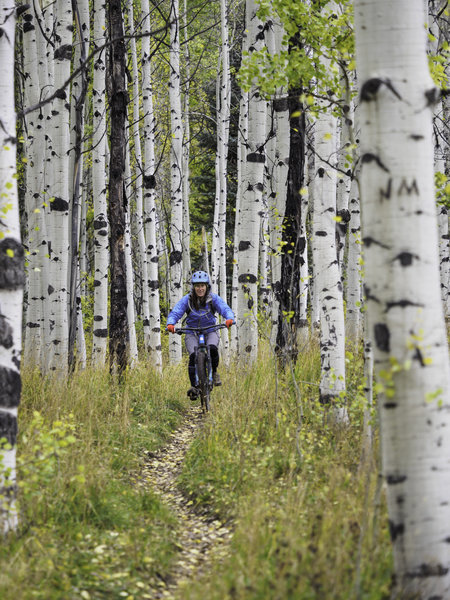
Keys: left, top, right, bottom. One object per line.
{"left": 177, "top": 340, "right": 393, "bottom": 600}
{"left": 0, "top": 362, "right": 188, "bottom": 600}
{"left": 0, "top": 339, "right": 393, "bottom": 599}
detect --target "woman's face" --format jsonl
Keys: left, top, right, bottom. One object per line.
{"left": 194, "top": 283, "right": 207, "bottom": 298}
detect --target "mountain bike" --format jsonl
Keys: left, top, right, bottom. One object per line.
{"left": 176, "top": 323, "right": 230, "bottom": 414}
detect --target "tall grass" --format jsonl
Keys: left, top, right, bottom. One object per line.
{"left": 0, "top": 340, "right": 393, "bottom": 599}
{"left": 177, "top": 340, "right": 393, "bottom": 600}
{"left": 0, "top": 362, "right": 189, "bottom": 600}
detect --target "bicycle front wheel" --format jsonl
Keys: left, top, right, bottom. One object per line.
{"left": 196, "top": 351, "right": 210, "bottom": 412}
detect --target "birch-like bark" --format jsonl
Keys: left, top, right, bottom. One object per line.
{"left": 346, "top": 174, "right": 363, "bottom": 342}
{"left": 311, "top": 15, "right": 346, "bottom": 411}
{"left": 92, "top": 0, "right": 109, "bottom": 364}
{"left": 236, "top": 0, "right": 267, "bottom": 363}
{"left": 22, "top": 6, "right": 46, "bottom": 367}
{"left": 125, "top": 143, "right": 138, "bottom": 366}
{"left": 0, "top": 1, "right": 24, "bottom": 532}
{"left": 182, "top": 0, "right": 191, "bottom": 284}
{"left": 46, "top": 0, "right": 73, "bottom": 373}
{"left": 128, "top": 1, "right": 151, "bottom": 352}
{"left": 141, "top": 0, "right": 162, "bottom": 371}
{"left": 230, "top": 89, "right": 248, "bottom": 354}
{"left": 354, "top": 1, "right": 450, "bottom": 594}
{"left": 428, "top": 0, "right": 450, "bottom": 317}
{"left": 68, "top": 0, "right": 89, "bottom": 369}
{"left": 218, "top": 0, "right": 231, "bottom": 361}
{"left": 168, "top": 0, "right": 184, "bottom": 363}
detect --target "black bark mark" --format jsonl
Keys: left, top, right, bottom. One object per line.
{"left": 362, "top": 237, "right": 390, "bottom": 250}
{"left": 361, "top": 153, "right": 390, "bottom": 173}
{"left": 0, "top": 412, "right": 18, "bottom": 446}
{"left": 50, "top": 197, "right": 69, "bottom": 212}
{"left": 393, "top": 252, "right": 418, "bottom": 267}
{"left": 374, "top": 323, "right": 390, "bottom": 352}
{"left": 360, "top": 77, "right": 402, "bottom": 102}
{"left": 0, "top": 315, "right": 13, "bottom": 349}
{"left": 406, "top": 564, "right": 448, "bottom": 578}
{"left": 238, "top": 241, "right": 251, "bottom": 251}
{"left": 388, "top": 520, "right": 404, "bottom": 541}
{"left": 0, "top": 239, "right": 25, "bottom": 289}
{"left": 386, "top": 474, "right": 407, "bottom": 485}
{"left": 386, "top": 300, "right": 423, "bottom": 311}
{"left": 238, "top": 273, "right": 257, "bottom": 284}
{"left": 0, "top": 366, "right": 21, "bottom": 408}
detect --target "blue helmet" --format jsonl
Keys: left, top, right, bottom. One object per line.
{"left": 191, "top": 270, "right": 210, "bottom": 285}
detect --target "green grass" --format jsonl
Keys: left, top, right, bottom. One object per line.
{"left": 0, "top": 362, "right": 189, "bottom": 600}
{"left": 176, "top": 340, "right": 393, "bottom": 600}
{"left": 0, "top": 340, "right": 394, "bottom": 599}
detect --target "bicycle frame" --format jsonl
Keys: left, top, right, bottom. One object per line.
{"left": 175, "top": 323, "right": 229, "bottom": 413}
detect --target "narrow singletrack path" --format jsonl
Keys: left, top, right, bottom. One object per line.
{"left": 138, "top": 405, "right": 232, "bottom": 599}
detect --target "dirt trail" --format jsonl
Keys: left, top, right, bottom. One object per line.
{"left": 138, "top": 405, "right": 232, "bottom": 599}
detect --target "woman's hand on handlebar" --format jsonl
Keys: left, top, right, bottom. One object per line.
{"left": 225, "top": 319, "right": 233, "bottom": 328}
{"left": 167, "top": 324, "right": 175, "bottom": 333}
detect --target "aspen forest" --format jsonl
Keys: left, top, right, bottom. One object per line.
{"left": 1, "top": 0, "right": 450, "bottom": 598}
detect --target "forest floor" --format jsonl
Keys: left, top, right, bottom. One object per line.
{"left": 136, "top": 404, "right": 233, "bottom": 599}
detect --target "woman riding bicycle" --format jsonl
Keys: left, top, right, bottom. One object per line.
{"left": 166, "top": 271, "right": 234, "bottom": 398}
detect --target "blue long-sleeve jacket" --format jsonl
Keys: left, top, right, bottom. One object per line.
{"left": 167, "top": 292, "right": 234, "bottom": 329}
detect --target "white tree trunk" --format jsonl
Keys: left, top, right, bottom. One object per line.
{"left": 168, "top": 0, "right": 184, "bottom": 363}
{"left": 128, "top": 1, "right": 151, "bottom": 352}
{"left": 45, "top": 0, "right": 73, "bottom": 373}
{"left": 92, "top": 0, "right": 109, "bottom": 364}
{"left": 311, "top": 53, "right": 346, "bottom": 411}
{"left": 236, "top": 0, "right": 267, "bottom": 363}
{"left": 354, "top": 1, "right": 450, "bottom": 594}
{"left": 345, "top": 174, "right": 363, "bottom": 342}
{"left": 22, "top": 7, "right": 46, "bottom": 367}
{"left": 218, "top": 0, "right": 231, "bottom": 360}
{"left": 230, "top": 90, "right": 248, "bottom": 354}
{"left": 125, "top": 144, "right": 139, "bottom": 366}
{"left": 141, "top": 0, "right": 162, "bottom": 372}
{"left": 0, "top": 1, "right": 23, "bottom": 532}
{"left": 182, "top": 0, "right": 191, "bottom": 284}
{"left": 266, "top": 17, "right": 290, "bottom": 349}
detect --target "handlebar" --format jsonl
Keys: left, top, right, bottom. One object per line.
{"left": 174, "top": 323, "right": 234, "bottom": 335}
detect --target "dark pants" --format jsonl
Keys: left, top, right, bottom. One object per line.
{"left": 188, "top": 345, "right": 219, "bottom": 386}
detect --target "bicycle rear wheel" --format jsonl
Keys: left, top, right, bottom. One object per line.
{"left": 196, "top": 351, "right": 210, "bottom": 412}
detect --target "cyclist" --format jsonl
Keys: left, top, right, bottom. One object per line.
{"left": 166, "top": 271, "right": 234, "bottom": 398}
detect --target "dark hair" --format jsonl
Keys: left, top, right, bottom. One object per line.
{"left": 190, "top": 287, "right": 208, "bottom": 311}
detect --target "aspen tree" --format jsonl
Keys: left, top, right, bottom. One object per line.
{"left": 125, "top": 142, "right": 139, "bottom": 366}
{"left": 141, "top": 0, "right": 162, "bottom": 371}
{"left": 22, "top": 6, "right": 45, "bottom": 367}
{"left": 168, "top": 0, "right": 184, "bottom": 363}
{"left": 266, "top": 17, "right": 290, "bottom": 350}
{"left": 311, "top": 4, "right": 346, "bottom": 411}
{"left": 46, "top": 0, "right": 73, "bottom": 373}
{"left": 0, "top": 0, "right": 24, "bottom": 532}
{"left": 182, "top": 0, "right": 192, "bottom": 285}
{"left": 236, "top": 0, "right": 267, "bottom": 362}
{"left": 230, "top": 89, "right": 248, "bottom": 355}
{"left": 354, "top": 1, "right": 450, "bottom": 595}
{"left": 128, "top": 0, "right": 151, "bottom": 352}
{"left": 92, "top": 0, "right": 109, "bottom": 364}
{"left": 312, "top": 102, "right": 346, "bottom": 409}
{"left": 68, "top": 0, "right": 89, "bottom": 369}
